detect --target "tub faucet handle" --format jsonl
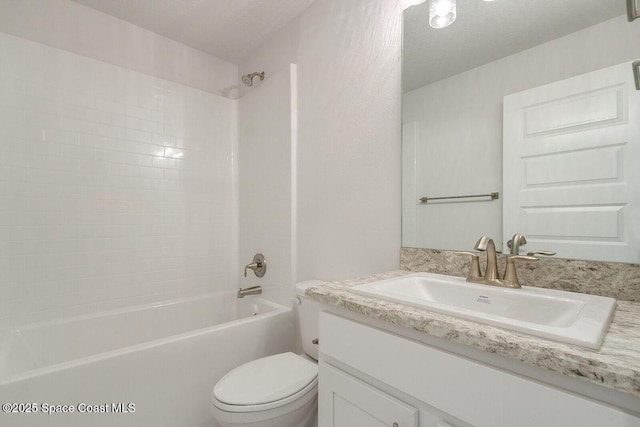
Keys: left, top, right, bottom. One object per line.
{"left": 244, "top": 253, "right": 267, "bottom": 278}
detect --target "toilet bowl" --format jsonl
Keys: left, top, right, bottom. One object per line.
{"left": 210, "top": 281, "right": 326, "bottom": 427}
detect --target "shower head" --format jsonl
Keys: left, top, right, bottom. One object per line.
{"left": 242, "top": 71, "right": 265, "bottom": 86}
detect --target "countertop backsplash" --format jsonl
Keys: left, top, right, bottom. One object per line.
{"left": 400, "top": 247, "right": 640, "bottom": 303}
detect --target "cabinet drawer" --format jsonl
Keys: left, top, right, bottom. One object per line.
{"left": 319, "top": 312, "right": 640, "bottom": 427}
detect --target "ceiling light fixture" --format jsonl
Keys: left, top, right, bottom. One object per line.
{"left": 429, "top": 0, "right": 456, "bottom": 29}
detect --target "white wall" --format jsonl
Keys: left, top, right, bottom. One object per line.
{"left": 240, "top": 0, "right": 403, "bottom": 283}
{"left": 238, "top": 65, "right": 297, "bottom": 304}
{"left": 0, "top": 32, "right": 238, "bottom": 329}
{"left": 0, "top": 0, "right": 238, "bottom": 97}
{"left": 403, "top": 14, "right": 640, "bottom": 251}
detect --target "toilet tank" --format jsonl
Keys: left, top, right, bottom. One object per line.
{"left": 295, "top": 281, "right": 328, "bottom": 361}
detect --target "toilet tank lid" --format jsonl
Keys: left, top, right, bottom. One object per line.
{"left": 213, "top": 352, "right": 317, "bottom": 406}
{"left": 295, "top": 280, "right": 330, "bottom": 297}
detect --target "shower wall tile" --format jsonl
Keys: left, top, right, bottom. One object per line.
{"left": 239, "top": 0, "right": 403, "bottom": 282}
{"left": 0, "top": 32, "right": 238, "bottom": 329}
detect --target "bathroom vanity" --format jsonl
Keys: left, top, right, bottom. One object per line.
{"left": 308, "top": 271, "right": 640, "bottom": 427}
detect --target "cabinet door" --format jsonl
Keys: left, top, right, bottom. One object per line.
{"left": 319, "top": 362, "right": 418, "bottom": 427}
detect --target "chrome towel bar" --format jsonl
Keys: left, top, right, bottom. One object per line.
{"left": 419, "top": 192, "right": 499, "bottom": 204}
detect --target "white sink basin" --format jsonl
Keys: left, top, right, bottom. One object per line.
{"left": 351, "top": 273, "right": 616, "bottom": 349}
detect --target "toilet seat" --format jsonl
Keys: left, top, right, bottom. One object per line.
{"left": 213, "top": 377, "right": 317, "bottom": 413}
{"left": 212, "top": 352, "right": 318, "bottom": 413}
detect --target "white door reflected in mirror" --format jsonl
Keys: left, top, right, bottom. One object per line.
{"left": 503, "top": 61, "right": 640, "bottom": 264}
{"left": 401, "top": 0, "right": 639, "bottom": 263}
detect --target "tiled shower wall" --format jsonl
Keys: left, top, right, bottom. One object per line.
{"left": 0, "top": 33, "right": 238, "bottom": 329}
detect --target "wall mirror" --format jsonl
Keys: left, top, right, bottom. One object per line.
{"left": 402, "top": 0, "right": 640, "bottom": 263}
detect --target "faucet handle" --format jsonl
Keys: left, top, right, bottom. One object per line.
{"left": 244, "top": 253, "right": 267, "bottom": 278}
{"left": 454, "top": 251, "right": 479, "bottom": 259}
{"left": 508, "top": 255, "right": 538, "bottom": 262}
{"left": 454, "top": 251, "right": 481, "bottom": 282}
{"left": 526, "top": 250, "right": 556, "bottom": 257}
{"left": 503, "top": 255, "right": 538, "bottom": 288}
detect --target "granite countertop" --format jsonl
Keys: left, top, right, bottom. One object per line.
{"left": 306, "top": 270, "right": 640, "bottom": 398}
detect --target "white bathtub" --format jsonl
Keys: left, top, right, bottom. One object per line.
{"left": 0, "top": 293, "right": 296, "bottom": 427}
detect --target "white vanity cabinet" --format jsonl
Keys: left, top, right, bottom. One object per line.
{"left": 318, "top": 312, "right": 640, "bottom": 427}
{"left": 319, "top": 363, "right": 418, "bottom": 427}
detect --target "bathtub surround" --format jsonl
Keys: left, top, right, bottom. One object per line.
{"left": 0, "top": 32, "right": 238, "bottom": 329}
{"left": 400, "top": 248, "right": 640, "bottom": 302}
{"left": 239, "top": 0, "right": 403, "bottom": 282}
{"left": 1, "top": 0, "right": 405, "bottom": 325}
{"left": 238, "top": 65, "right": 297, "bottom": 305}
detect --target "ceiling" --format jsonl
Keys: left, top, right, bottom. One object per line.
{"left": 403, "top": 0, "right": 626, "bottom": 92}
{"left": 70, "top": 0, "right": 316, "bottom": 64}
{"left": 70, "top": 0, "right": 626, "bottom": 86}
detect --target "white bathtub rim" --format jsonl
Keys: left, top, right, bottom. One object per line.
{"left": 7, "top": 291, "right": 282, "bottom": 334}
{"left": 0, "top": 296, "right": 292, "bottom": 386}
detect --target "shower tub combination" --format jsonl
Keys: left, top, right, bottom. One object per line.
{"left": 0, "top": 293, "right": 295, "bottom": 427}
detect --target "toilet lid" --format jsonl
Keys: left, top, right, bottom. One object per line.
{"left": 214, "top": 352, "right": 318, "bottom": 406}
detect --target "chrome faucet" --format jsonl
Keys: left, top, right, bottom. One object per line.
{"left": 237, "top": 286, "right": 262, "bottom": 298}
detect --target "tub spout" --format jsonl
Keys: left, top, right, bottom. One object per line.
{"left": 237, "top": 286, "right": 262, "bottom": 298}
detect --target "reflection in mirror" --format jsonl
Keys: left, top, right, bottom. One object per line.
{"left": 628, "top": 0, "right": 640, "bottom": 21}
{"left": 402, "top": 0, "right": 640, "bottom": 263}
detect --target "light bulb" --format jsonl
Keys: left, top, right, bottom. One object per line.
{"left": 434, "top": 0, "right": 453, "bottom": 16}
{"left": 429, "top": 0, "right": 456, "bottom": 28}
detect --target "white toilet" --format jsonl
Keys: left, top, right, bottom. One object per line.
{"left": 211, "top": 281, "right": 325, "bottom": 427}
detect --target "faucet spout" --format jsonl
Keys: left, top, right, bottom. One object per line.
{"left": 237, "top": 286, "right": 262, "bottom": 298}
{"left": 473, "top": 236, "right": 500, "bottom": 281}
